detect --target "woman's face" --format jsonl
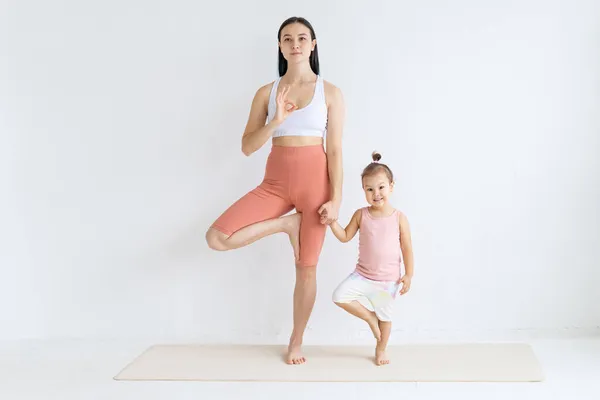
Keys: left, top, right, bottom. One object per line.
{"left": 279, "top": 23, "right": 315, "bottom": 64}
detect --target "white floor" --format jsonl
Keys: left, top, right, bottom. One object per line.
{"left": 1, "top": 337, "right": 599, "bottom": 400}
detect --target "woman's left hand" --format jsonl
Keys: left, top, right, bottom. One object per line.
{"left": 317, "top": 200, "right": 339, "bottom": 225}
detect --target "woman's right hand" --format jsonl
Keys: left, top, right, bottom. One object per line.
{"left": 274, "top": 85, "right": 297, "bottom": 123}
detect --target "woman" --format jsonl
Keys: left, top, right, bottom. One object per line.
{"left": 205, "top": 16, "right": 344, "bottom": 365}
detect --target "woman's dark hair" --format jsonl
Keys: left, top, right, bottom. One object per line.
{"left": 362, "top": 151, "right": 394, "bottom": 184}
{"left": 277, "top": 17, "right": 320, "bottom": 76}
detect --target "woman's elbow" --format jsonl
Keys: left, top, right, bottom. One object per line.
{"left": 241, "top": 141, "right": 253, "bottom": 157}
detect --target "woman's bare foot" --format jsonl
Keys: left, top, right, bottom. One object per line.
{"left": 375, "top": 345, "right": 390, "bottom": 366}
{"left": 283, "top": 213, "right": 302, "bottom": 261}
{"left": 367, "top": 312, "right": 381, "bottom": 341}
{"left": 286, "top": 343, "right": 306, "bottom": 365}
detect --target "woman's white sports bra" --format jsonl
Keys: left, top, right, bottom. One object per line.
{"left": 267, "top": 75, "right": 328, "bottom": 138}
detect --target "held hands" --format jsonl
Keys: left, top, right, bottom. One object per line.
{"left": 317, "top": 200, "right": 340, "bottom": 225}
{"left": 397, "top": 274, "right": 412, "bottom": 295}
{"left": 275, "top": 85, "right": 298, "bottom": 123}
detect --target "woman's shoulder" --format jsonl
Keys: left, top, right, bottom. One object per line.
{"left": 256, "top": 80, "right": 277, "bottom": 97}
{"left": 323, "top": 79, "right": 342, "bottom": 94}
{"left": 322, "top": 79, "right": 344, "bottom": 106}
{"left": 251, "top": 80, "right": 279, "bottom": 107}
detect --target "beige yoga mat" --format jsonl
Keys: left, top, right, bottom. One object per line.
{"left": 114, "top": 343, "right": 544, "bottom": 382}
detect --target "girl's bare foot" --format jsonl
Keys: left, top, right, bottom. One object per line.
{"left": 367, "top": 312, "right": 381, "bottom": 341}
{"left": 283, "top": 213, "right": 302, "bottom": 261}
{"left": 375, "top": 344, "right": 390, "bottom": 366}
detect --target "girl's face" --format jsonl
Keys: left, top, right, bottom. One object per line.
{"left": 362, "top": 171, "right": 394, "bottom": 208}
{"left": 279, "top": 23, "right": 315, "bottom": 64}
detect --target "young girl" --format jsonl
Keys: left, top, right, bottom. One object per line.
{"left": 329, "top": 152, "right": 414, "bottom": 366}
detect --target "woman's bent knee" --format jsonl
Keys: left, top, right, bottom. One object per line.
{"left": 205, "top": 227, "right": 229, "bottom": 251}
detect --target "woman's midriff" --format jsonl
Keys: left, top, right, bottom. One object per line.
{"left": 272, "top": 136, "right": 324, "bottom": 147}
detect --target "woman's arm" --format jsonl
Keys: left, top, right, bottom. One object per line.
{"left": 329, "top": 209, "right": 361, "bottom": 243}
{"left": 241, "top": 84, "right": 280, "bottom": 156}
{"left": 326, "top": 83, "right": 344, "bottom": 204}
{"left": 319, "top": 82, "right": 345, "bottom": 223}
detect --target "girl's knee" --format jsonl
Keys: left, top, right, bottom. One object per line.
{"left": 332, "top": 296, "right": 346, "bottom": 306}
{"left": 332, "top": 288, "right": 341, "bottom": 303}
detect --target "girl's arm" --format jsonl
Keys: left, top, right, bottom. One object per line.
{"left": 399, "top": 212, "right": 414, "bottom": 277}
{"left": 397, "top": 212, "right": 414, "bottom": 295}
{"left": 329, "top": 209, "right": 361, "bottom": 243}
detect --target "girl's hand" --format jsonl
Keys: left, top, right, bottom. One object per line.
{"left": 397, "top": 275, "right": 412, "bottom": 295}
{"left": 317, "top": 200, "right": 339, "bottom": 225}
{"left": 275, "top": 85, "right": 298, "bottom": 123}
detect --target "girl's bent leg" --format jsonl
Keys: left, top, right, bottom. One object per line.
{"left": 334, "top": 301, "right": 382, "bottom": 341}
{"left": 332, "top": 274, "right": 382, "bottom": 341}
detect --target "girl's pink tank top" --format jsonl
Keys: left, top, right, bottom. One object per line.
{"left": 355, "top": 207, "right": 402, "bottom": 281}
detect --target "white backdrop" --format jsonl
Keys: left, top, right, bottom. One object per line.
{"left": 1, "top": 0, "right": 599, "bottom": 343}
